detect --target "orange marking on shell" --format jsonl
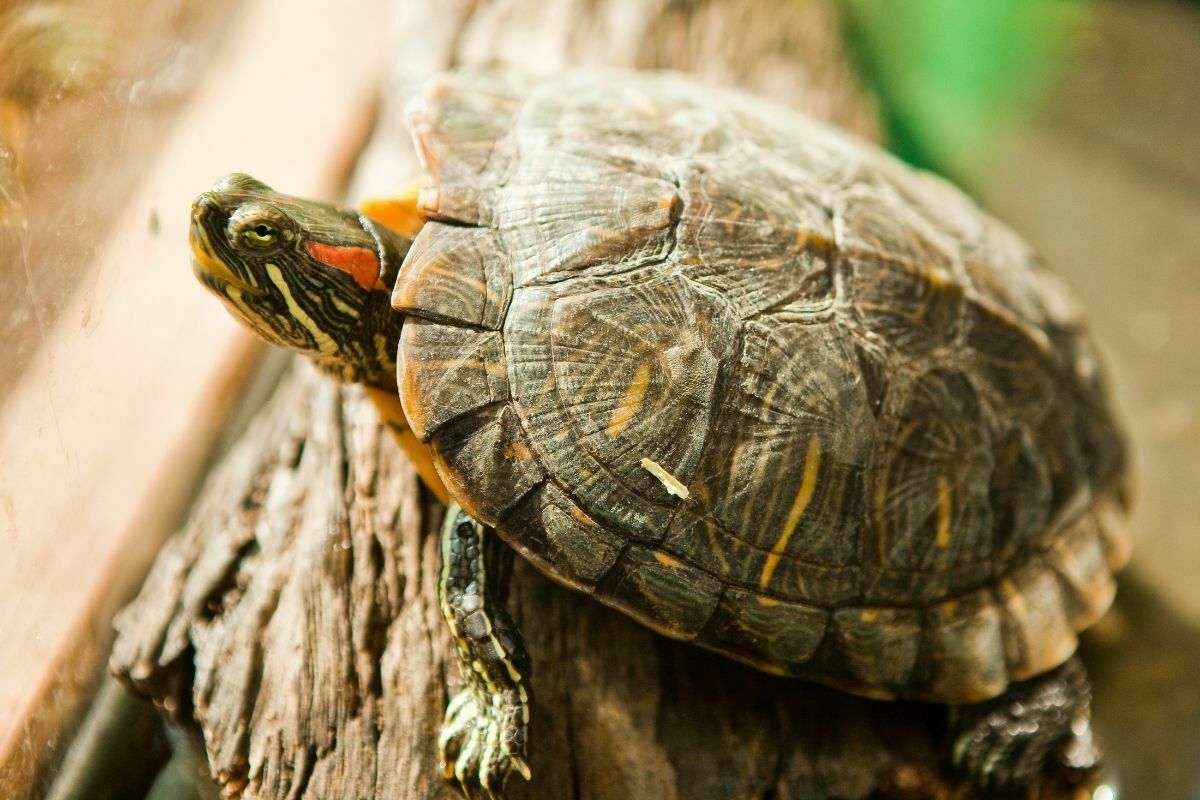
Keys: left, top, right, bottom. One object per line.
{"left": 569, "top": 505, "right": 596, "bottom": 527}
{"left": 653, "top": 551, "right": 682, "bottom": 569}
{"left": 503, "top": 442, "right": 532, "bottom": 460}
{"left": 304, "top": 240, "right": 385, "bottom": 291}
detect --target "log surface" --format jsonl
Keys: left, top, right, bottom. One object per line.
{"left": 110, "top": 1, "right": 1086, "bottom": 798}
{"left": 113, "top": 364, "right": 959, "bottom": 800}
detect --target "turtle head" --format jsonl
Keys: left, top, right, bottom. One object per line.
{"left": 190, "top": 173, "right": 410, "bottom": 387}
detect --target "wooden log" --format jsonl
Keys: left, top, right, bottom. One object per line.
{"left": 110, "top": 1, "right": 1093, "bottom": 798}
{"left": 114, "top": 363, "right": 957, "bottom": 800}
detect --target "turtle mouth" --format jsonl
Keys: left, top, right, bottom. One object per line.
{"left": 189, "top": 201, "right": 263, "bottom": 297}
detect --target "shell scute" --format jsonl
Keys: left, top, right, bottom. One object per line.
{"left": 662, "top": 508, "right": 861, "bottom": 606}
{"left": 689, "top": 319, "right": 871, "bottom": 572}
{"left": 675, "top": 153, "right": 835, "bottom": 318}
{"left": 548, "top": 274, "right": 735, "bottom": 504}
{"left": 700, "top": 588, "right": 829, "bottom": 671}
{"left": 393, "top": 222, "right": 511, "bottom": 329}
{"left": 859, "top": 562, "right": 994, "bottom": 607}
{"left": 996, "top": 560, "right": 1078, "bottom": 682}
{"left": 409, "top": 70, "right": 526, "bottom": 180}
{"left": 516, "top": 70, "right": 729, "bottom": 163}
{"left": 962, "top": 298, "right": 1057, "bottom": 417}
{"left": 594, "top": 544, "right": 724, "bottom": 640}
{"left": 868, "top": 368, "right": 996, "bottom": 578}
{"left": 497, "top": 151, "right": 680, "bottom": 287}
{"left": 394, "top": 69, "right": 1131, "bottom": 702}
{"left": 832, "top": 607, "right": 922, "bottom": 694}
{"left": 500, "top": 483, "right": 625, "bottom": 592}
{"left": 1093, "top": 494, "right": 1132, "bottom": 571}
{"left": 962, "top": 220, "right": 1049, "bottom": 325}
{"left": 397, "top": 320, "right": 509, "bottom": 441}
{"left": 987, "top": 426, "right": 1053, "bottom": 562}
{"left": 918, "top": 590, "right": 1008, "bottom": 702}
{"left": 835, "top": 186, "right": 967, "bottom": 359}
{"left": 1046, "top": 510, "right": 1118, "bottom": 629}
{"left": 504, "top": 285, "right": 678, "bottom": 544}
{"left": 428, "top": 403, "right": 543, "bottom": 527}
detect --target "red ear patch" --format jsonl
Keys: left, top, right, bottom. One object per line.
{"left": 304, "top": 241, "right": 385, "bottom": 291}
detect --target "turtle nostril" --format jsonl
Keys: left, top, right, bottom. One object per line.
{"left": 192, "top": 193, "right": 213, "bottom": 221}
{"left": 191, "top": 192, "right": 231, "bottom": 224}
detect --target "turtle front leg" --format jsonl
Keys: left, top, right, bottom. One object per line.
{"left": 949, "top": 655, "right": 1101, "bottom": 796}
{"left": 438, "top": 503, "right": 533, "bottom": 799}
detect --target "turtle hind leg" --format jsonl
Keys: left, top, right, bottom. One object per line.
{"left": 438, "top": 503, "right": 533, "bottom": 799}
{"left": 949, "top": 655, "right": 1101, "bottom": 797}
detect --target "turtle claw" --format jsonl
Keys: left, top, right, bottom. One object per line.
{"left": 437, "top": 505, "right": 534, "bottom": 800}
{"left": 950, "top": 656, "right": 1099, "bottom": 796}
{"left": 440, "top": 688, "right": 530, "bottom": 799}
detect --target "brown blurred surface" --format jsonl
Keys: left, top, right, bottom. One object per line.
{"left": 971, "top": 1, "right": 1200, "bottom": 796}
{"left": 0, "top": 0, "right": 241, "bottom": 397}
{"left": 975, "top": 0, "right": 1200, "bottom": 625}
{"left": 0, "top": 1, "right": 389, "bottom": 796}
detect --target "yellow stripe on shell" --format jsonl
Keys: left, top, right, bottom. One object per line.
{"left": 936, "top": 475, "right": 953, "bottom": 548}
{"left": 759, "top": 433, "right": 822, "bottom": 590}
{"left": 607, "top": 361, "right": 651, "bottom": 439}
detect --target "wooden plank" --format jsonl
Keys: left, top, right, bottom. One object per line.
{"left": 0, "top": 0, "right": 387, "bottom": 794}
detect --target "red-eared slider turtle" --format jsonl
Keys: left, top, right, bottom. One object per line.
{"left": 189, "top": 69, "right": 1131, "bottom": 799}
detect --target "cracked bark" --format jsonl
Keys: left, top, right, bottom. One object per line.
{"left": 110, "top": 1, "right": 1084, "bottom": 798}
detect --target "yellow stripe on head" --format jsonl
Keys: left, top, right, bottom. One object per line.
{"left": 265, "top": 262, "right": 339, "bottom": 356}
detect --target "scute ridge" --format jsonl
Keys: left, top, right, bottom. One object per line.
{"left": 395, "top": 68, "right": 1131, "bottom": 704}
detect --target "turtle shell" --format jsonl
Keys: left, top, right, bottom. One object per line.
{"left": 393, "top": 69, "right": 1131, "bottom": 704}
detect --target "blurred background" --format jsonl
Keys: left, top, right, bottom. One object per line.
{"left": 847, "top": 7, "right": 1200, "bottom": 793}
{"left": 0, "top": 0, "right": 1197, "bottom": 797}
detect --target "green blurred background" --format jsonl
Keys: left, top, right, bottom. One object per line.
{"left": 840, "top": 0, "right": 1091, "bottom": 176}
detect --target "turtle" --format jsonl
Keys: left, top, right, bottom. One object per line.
{"left": 188, "top": 68, "right": 1131, "bottom": 799}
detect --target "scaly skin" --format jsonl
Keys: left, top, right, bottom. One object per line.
{"left": 438, "top": 505, "right": 532, "bottom": 799}
{"left": 189, "top": 173, "right": 531, "bottom": 798}
{"left": 189, "top": 173, "right": 450, "bottom": 502}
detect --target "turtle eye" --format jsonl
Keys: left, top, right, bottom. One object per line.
{"left": 243, "top": 223, "right": 278, "bottom": 247}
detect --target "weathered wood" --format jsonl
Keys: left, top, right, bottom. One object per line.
{"left": 113, "top": 363, "right": 940, "bottom": 800}
{"left": 110, "top": 1, "right": 1094, "bottom": 799}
